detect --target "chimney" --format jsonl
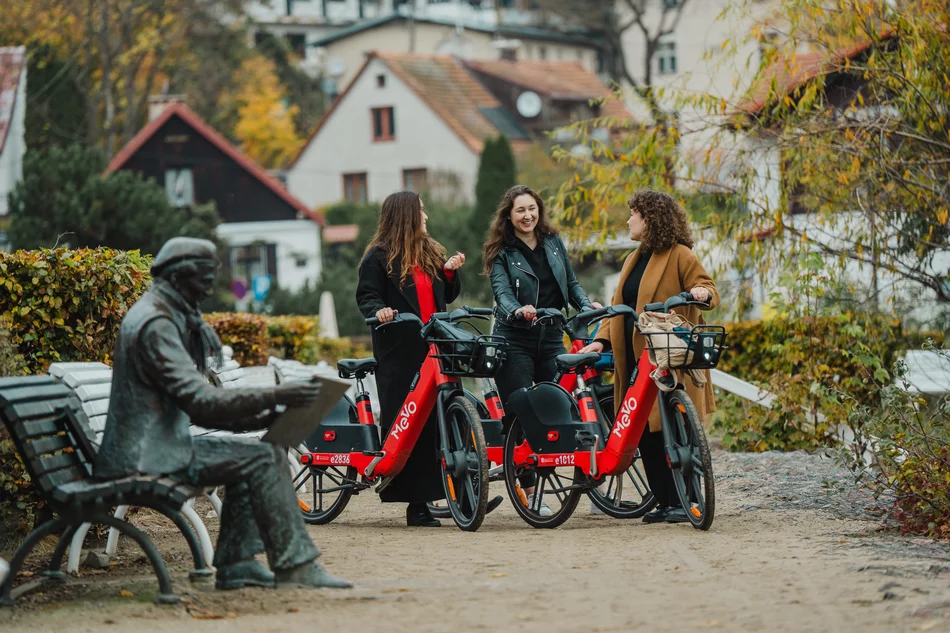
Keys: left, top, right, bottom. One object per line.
{"left": 148, "top": 94, "right": 188, "bottom": 121}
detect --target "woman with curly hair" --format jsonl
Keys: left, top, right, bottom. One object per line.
{"left": 579, "top": 189, "right": 719, "bottom": 525}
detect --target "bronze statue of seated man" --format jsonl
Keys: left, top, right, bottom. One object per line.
{"left": 96, "top": 237, "right": 351, "bottom": 590}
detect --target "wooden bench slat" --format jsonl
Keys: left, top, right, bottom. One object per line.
{"left": 81, "top": 399, "right": 109, "bottom": 417}
{"left": 12, "top": 418, "right": 61, "bottom": 438}
{"left": 0, "top": 382, "right": 74, "bottom": 404}
{"left": 74, "top": 382, "right": 111, "bottom": 402}
{"left": 8, "top": 397, "right": 78, "bottom": 422}
{"left": 23, "top": 434, "right": 75, "bottom": 459}
{"left": 62, "top": 370, "right": 113, "bottom": 389}
{"left": 34, "top": 452, "right": 87, "bottom": 476}
{"left": 38, "top": 466, "right": 89, "bottom": 493}
{"left": 48, "top": 362, "right": 110, "bottom": 378}
{"left": 0, "top": 375, "right": 58, "bottom": 390}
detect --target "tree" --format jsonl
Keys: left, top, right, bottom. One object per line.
{"left": 536, "top": 0, "right": 693, "bottom": 123}
{"left": 7, "top": 144, "right": 222, "bottom": 256}
{"left": 221, "top": 56, "right": 304, "bottom": 169}
{"left": 468, "top": 135, "right": 517, "bottom": 298}
{"left": 553, "top": 0, "right": 950, "bottom": 318}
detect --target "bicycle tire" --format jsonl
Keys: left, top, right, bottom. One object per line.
{"left": 503, "top": 417, "right": 583, "bottom": 529}
{"left": 587, "top": 395, "right": 657, "bottom": 519}
{"left": 294, "top": 465, "right": 357, "bottom": 525}
{"left": 440, "top": 395, "right": 490, "bottom": 531}
{"left": 664, "top": 390, "right": 715, "bottom": 530}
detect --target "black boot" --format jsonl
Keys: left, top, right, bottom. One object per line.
{"left": 642, "top": 505, "right": 670, "bottom": 524}
{"left": 407, "top": 502, "right": 441, "bottom": 527}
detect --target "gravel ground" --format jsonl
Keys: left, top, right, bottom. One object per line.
{"left": 1, "top": 445, "right": 949, "bottom": 633}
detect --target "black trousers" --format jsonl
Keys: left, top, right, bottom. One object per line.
{"left": 177, "top": 437, "right": 321, "bottom": 570}
{"left": 639, "top": 427, "right": 679, "bottom": 508}
{"left": 493, "top": 322, "right": 566, "bottom": 488}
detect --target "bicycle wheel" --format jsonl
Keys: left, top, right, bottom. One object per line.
{"left": 293, "top": 464, "right": 357, "bottom": 525}
{"left": 503, "top": 417, "right": 583, "bottom": 529}
{"left": 439, "top": 395, "right": 489, "bottom": 531}
{"left": 587, "top": 395, "right": 656, "bottom": 519}
{"left": 664, "top": 390, "right": 715, "bottom": 530}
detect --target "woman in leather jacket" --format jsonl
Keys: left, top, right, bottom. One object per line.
{"left": 482, "top": 185, "right": 596, "bottom": 514}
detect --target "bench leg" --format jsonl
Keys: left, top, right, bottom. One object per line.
{"left": 65, "top": 522, "right": 92, "bottom": 574}
{"left": 1, "top": 517, "right": 71, "bottom": 607}
{"left": 104, "top": 505, "right": 129, "bottom": 556}
{"left": 150, "top": 502, "right": 213, "bottom": 580}
{"left": 207, "top": 489, "right": 223, "bottom": 517}
{"left": 87, "top": 512, "right": 179, "bottom": 605}
{"left": 180, "top": 500, "right": 216, "bottom": 571}
{"left": 44, "top": 523, "right": 81, "bottom": 581}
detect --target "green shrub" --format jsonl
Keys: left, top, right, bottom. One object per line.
{"left": 267, "top": 315, "right": 321, "bottom": 365}
{"left": 204, "top": 312, "right": 270, "bottom": 366}
{"left": 0, "top": 247, "right": 151, "bottom": 374}
{"left": 711, "top": 314, "right": 941, "bottom": 452}
{"left": 840, "top": 346, "right": 950, "bottom": 539}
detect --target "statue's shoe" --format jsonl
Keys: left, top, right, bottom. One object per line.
{"left": 215, "top": 559, "right": 276, "bottom": 590}
{"left": 275, "top": 561, "right": 353, "bottom": 589}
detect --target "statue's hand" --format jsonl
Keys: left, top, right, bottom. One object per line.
{"left": 275, "top": 378, "right": 321, "bottom": 408}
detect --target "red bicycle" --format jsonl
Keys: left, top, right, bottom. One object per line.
{"left": 502, "top": 293, "right": 726, "bottom": 529}
{"left": 294, "top": 306, "right": 503, "bottom": 531}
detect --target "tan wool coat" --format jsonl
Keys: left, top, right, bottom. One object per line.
{"left": 595, "top": 244, "right": 720, "bottom": 432}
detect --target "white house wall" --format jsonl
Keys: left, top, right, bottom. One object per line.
{"left": 0, "top": 55, "right": 26, "bottom": 218}
{"left": 216, "top": 219, "right": 322, "bottom": 293}
{"left": 287, "top": 57, "right": 480, "bottom": 208}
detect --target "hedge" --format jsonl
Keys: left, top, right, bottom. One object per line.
{"left": 0, "top": 247, "right": 152, "bottom": 374}
{"left": 711, "top": 313, "right": 944, "bottom": 452}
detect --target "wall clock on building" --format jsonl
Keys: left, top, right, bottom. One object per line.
{"left": 516, "top": 90, "right": 542, "bottom": 118}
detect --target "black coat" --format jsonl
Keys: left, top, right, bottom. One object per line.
{"left": 489, "top": 234, "right": 593, "bottom": 326}
{"left": 355, "top": 246, "right": 461, "bottom": 503}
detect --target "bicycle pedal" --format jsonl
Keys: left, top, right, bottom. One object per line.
{"left": 488, "top": 465, "right": 504, "bottom": 481}
{"left": 362, "top": 450, "right": 385, "bottom": 457}
{"left": 575, "top": 430, "right": 598, "bottom": 448}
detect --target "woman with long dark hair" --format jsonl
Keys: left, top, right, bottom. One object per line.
{"left": 483, "top": 185, "right": 596, "bottom": 515}
{"left": 580, "top": 189, "right": 719, "bottom": 524}
{"left": 356, "top": 191, "right": 466, "bottom": 527}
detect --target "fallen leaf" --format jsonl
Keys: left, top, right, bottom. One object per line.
{"left": 18, "top": 571, "right": 34, "bottom": 578}
{"left": 288, "top": 607, "right": 300, "bottom": 613}
{"left": 118, "top": 590, "right": 134, "bottom": 598}
{"left": 488, "top": 573, "right": 507, "bottom": 578}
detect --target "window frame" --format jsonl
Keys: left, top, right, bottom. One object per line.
{"left": 371, "top": 106, "right": 395, "bottom": 142}
{"left": 342, "top": 172, "right": 369, "bottom": 204}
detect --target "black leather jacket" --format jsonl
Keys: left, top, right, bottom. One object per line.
{"left": 489, "top": 234, "right": 593, "bottom": 326}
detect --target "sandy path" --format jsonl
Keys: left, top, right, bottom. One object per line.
{"left": 2, "top": 450, "right": 949, "bottom": 633}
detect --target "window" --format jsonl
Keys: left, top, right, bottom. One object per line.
{"left": 343, "top": 172, "right": 368, "bottom": 203}
{"left": 403, "top": 168, "right": 428, "bottom": 193}
{"left": 656, "top": 40, "right": 677, "bottom": 74}
{"left": 371, "top": 106, "right": 395, "bottom": 142}
{"left": 376, "top": 73, "right": 386, "bottom": 88}
{"left": 230, "top": 244, "right": 277, "bottom": 291}
{"left": 286, "top": 33, "right": 306, "bottom": 59}
{"left": 165, "top": 168, "right": 194, "bottom": 207}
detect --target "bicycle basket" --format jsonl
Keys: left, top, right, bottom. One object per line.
{"left": 425, "top": 319, "right": 507, "bottom": 377}
{"left": 639, "top": 312, "right": 726, "bottom": 371}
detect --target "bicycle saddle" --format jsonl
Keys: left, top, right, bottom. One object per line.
{"left": 337, "top": 358, "right": 378, "bottom": 379}
{"left": 555, "top": 352, "right": 601, "bottom": 372}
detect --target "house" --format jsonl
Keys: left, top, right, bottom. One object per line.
{"left": 720, "top": 32, "right": 950, "bottom": 323}
{"left": 0, "top": 46, "right": 27, "bottom": 252}
{"left": 286, "top": 51, "right": 630, "bottom": 208}
{"left": 106, "top": 98, "right": 323, "bottom": 309}
{"left": 306, "top": 14, "right": 602, "bottom": 96}
{"left": 243, "top": 0, "right": 581, "bottom": 87}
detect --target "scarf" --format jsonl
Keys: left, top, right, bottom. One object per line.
{"left": 152, "top": 280, "right": 224, "bottom": 373}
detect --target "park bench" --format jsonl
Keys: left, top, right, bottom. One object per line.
{"left": 50, "top": 350, "right": 284, "bottom": 574}
{"left": 0, "top": 376, "right": 211, "bottom": 606}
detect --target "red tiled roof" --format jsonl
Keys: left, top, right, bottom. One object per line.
{"left": 377, "top": 51, "right": 521, "bottom": 155}
{"left": 463, "top": 58, "right": 632, "bottom": 121}
{"left": 323, "top": 224, "right": 359, "bottom": 243}
{"left": 0, "top": 47, "right": 26, "bottom": 156}
{"left": 106, "top": 102, "right": 323, "bottom": 226}
{"left": 735, "top": 31, "right": 895, "bottom": 117}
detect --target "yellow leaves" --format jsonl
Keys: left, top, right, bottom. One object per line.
{"left": 224, "top": 56, "right": 303, "bottom": 169}
{"left": 938, "top": 208, "right": 949, "bottom": 225}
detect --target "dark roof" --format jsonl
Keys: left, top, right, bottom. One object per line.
{"left": 106, "top": 102, "right": 323, "bottom": 226}
{"left": 310, "top": 14, "right": 599, "bottom": 48}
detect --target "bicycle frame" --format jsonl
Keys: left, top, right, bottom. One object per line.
{"left": 511, "top": 352, "right": 661, "bottom": 479}
{"left": 302, "top": 343, "right": 460, "bottom": 482}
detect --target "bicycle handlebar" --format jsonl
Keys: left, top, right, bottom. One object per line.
{"left": 365, "top": 305, "right": 493, "bottom": 328}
